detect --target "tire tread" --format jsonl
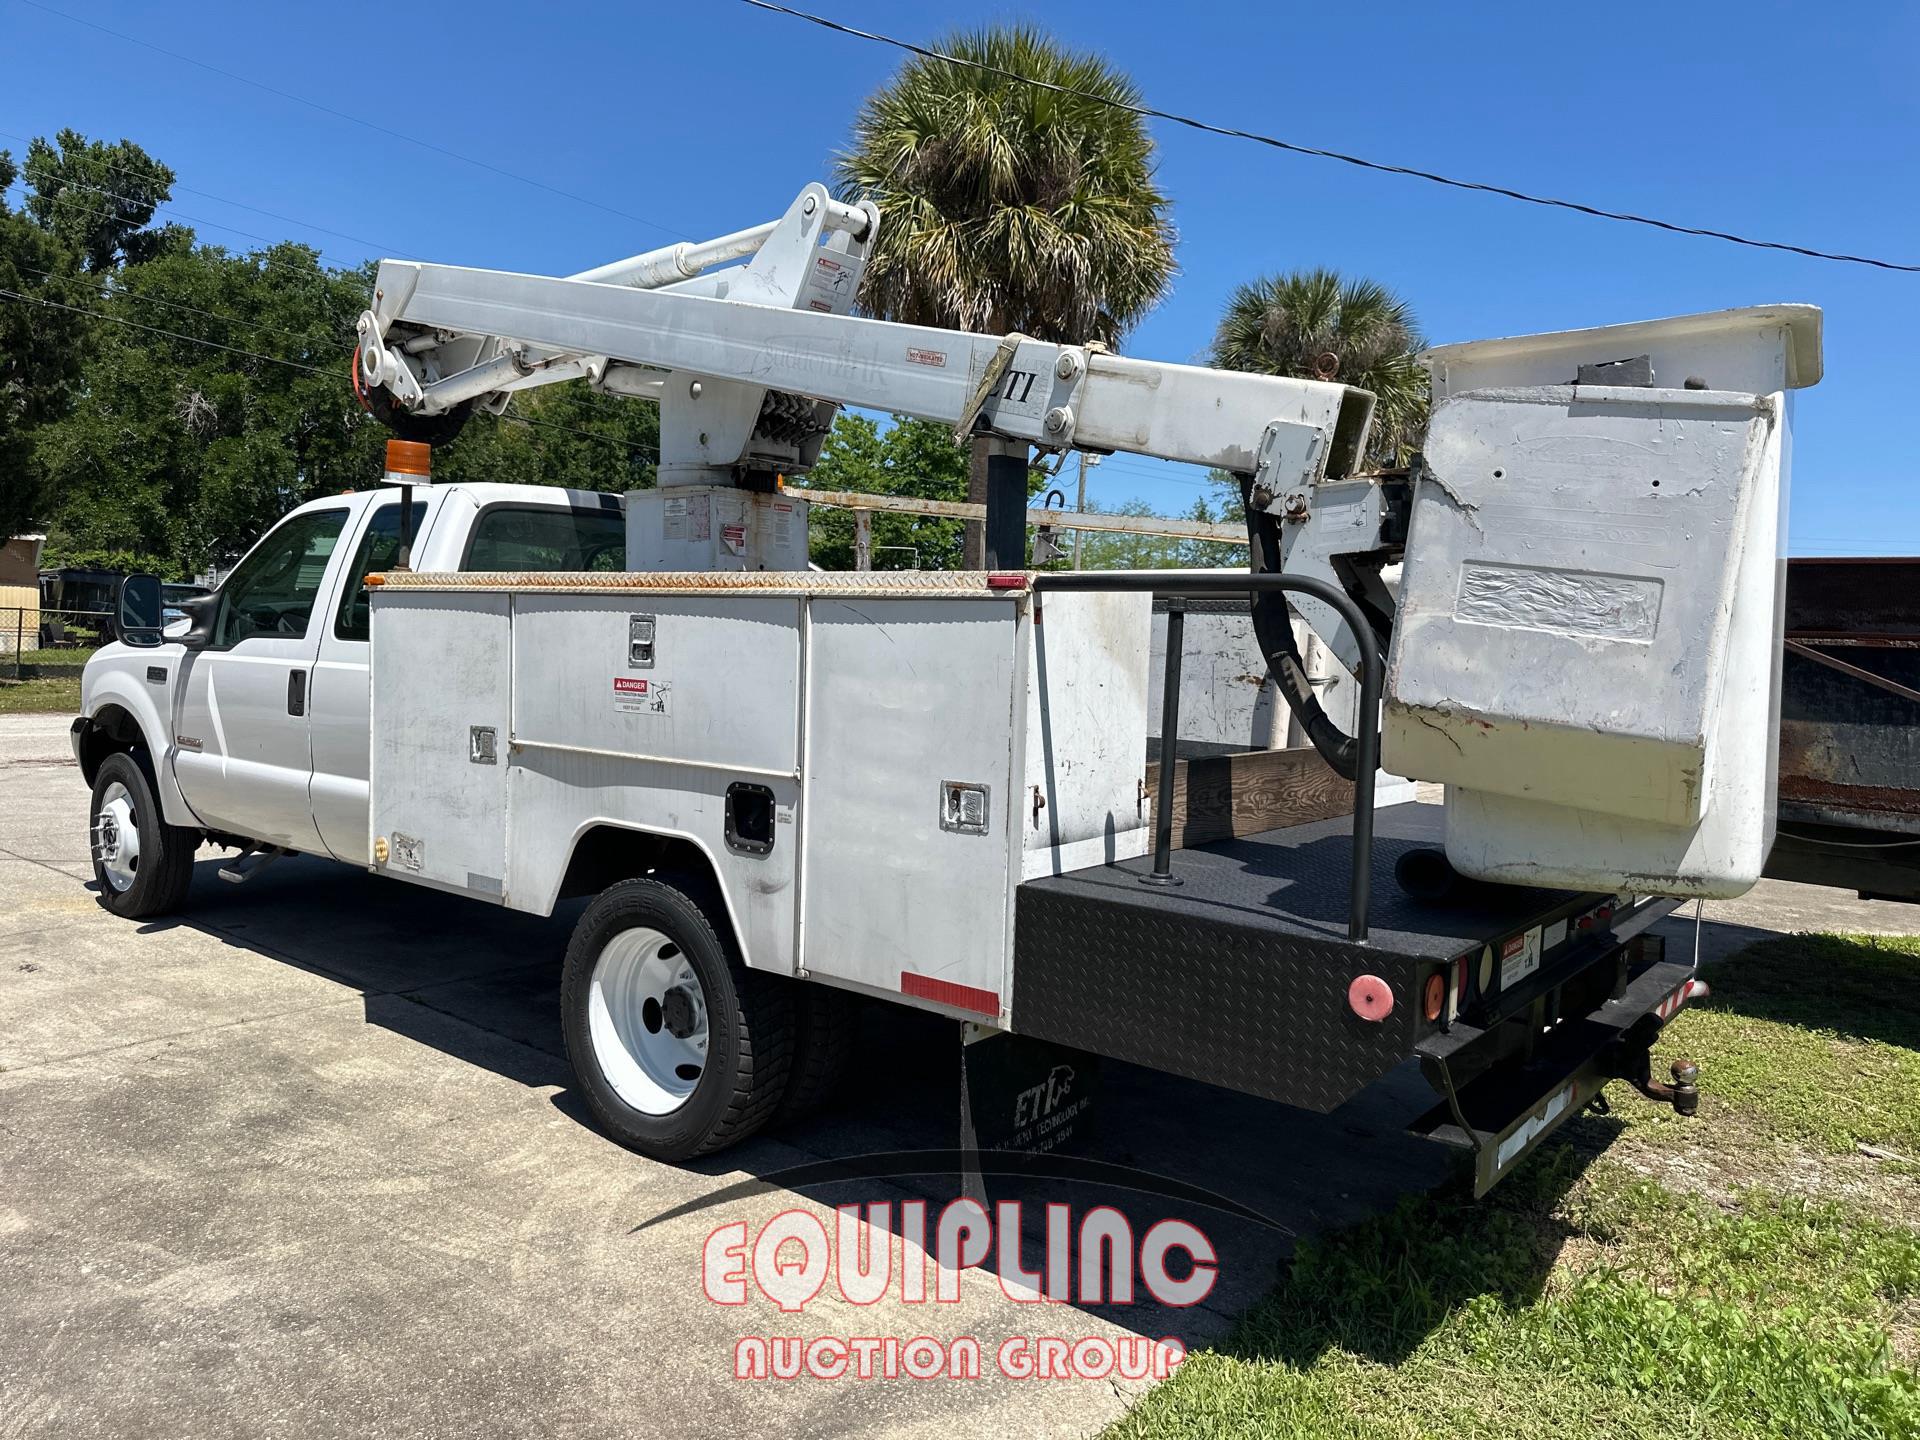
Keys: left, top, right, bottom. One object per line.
{"left": 562, "top": 875, "right": 794, "bottom": 1161}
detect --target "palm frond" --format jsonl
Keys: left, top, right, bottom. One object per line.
{"left": 836, "top": 24, "right": 1175, "bottom": 349}
{"left": 1210, "top": 267, "right": 1428, "bottom": 465}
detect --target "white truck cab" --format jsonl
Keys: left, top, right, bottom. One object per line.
{"left": 75, "top": 482, "right": 623, "bottom": 885}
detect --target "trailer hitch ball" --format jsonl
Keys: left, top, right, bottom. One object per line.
{"left": 1669, "top": 1058, "right": 1699, "bottom": 1117}
{"left": 1620, "top": 1049, "right": 1701, "bottom": 1116}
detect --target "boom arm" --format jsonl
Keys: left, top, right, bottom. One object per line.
{"left": 354, "top": 184, "right": 1375, "bottom": 494}
{"left": 353, "top": 182, "right": 1390, "bottom": 778}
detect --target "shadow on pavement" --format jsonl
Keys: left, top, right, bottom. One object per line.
{"left": 116, "top": 846, "right": 1615, "bottom": 1353}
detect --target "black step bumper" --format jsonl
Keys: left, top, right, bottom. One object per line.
{"left": 1411, "top": 936, "right": 1697, "bottom": 1195}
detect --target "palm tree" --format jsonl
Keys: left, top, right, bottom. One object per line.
{"left": 1211, "top": 269, "right": 1428, "bottom": 467}
{"left": 836, "top": 25, "right": 1176, "bottom": 564}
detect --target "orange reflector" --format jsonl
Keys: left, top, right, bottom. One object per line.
{"left": 1424, "top": 972, "right": 1446, "bottom": 1022}
{"left": 385, "top": 438, "right": 432, "bottom": 478}
{"left": 364, "top": 575, "right": 385, "bottom": 588}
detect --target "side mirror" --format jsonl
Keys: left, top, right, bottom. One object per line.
{"left": 173, "top": 592, "right": 219, "bottom": 652}
{"left": 116, "top": 574, "right": 165, "bottom": 648}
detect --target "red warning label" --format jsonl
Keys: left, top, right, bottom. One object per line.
{"left": 614, "top": 675, "right": 670, "bottom": 715}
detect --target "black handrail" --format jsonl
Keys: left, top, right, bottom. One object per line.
{"left": 1031, "top": 572, "right": 1383, "bottom": 943}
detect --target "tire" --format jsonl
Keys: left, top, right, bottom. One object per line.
{"left": 777, "top": 985, "right": 860, "bottom": 1123}
{"left": 89, "top": 751, "right": 198, "bottom": 919}
{"left": 561, "top": 877, "right": 794, "bottom": 1161}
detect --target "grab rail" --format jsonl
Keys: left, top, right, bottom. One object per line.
{"left": 1030, "top": 572, "right": 1383, "bottom": 943}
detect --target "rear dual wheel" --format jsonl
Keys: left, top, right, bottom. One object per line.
{"left": 562, "top": 878, "right": 791, "bottom": 1161}
{"left": 560, "top": 876, "right": 859, "bottom": 1162}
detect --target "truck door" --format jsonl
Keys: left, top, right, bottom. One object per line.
{"left": 308, "top": 494, "right": 429, "bottom": 863}
{"left": 171, "top": 504, "right": 353, "bottom": 854}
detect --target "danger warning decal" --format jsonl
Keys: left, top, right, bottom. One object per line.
{"left": 1499, "top": 925, "right": 1543, "bottom": 990}
{"left": 614, "top": 675, "right": 671, "bottom": 716}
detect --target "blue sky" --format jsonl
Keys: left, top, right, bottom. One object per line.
{"left": 6, "top": 0, "right": 1917, "bottom": 555}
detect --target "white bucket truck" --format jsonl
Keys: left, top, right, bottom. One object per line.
{"left": 77, "top": 183, "right": 1819, "bottom": 1192}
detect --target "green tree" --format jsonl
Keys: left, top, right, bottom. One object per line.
{"left": 1210, "top": 268, "right": 1428, "bottom": 466}
{"left": 836, "top": 25, "right": 1176, "bottom": 563}
{"left": 22, "top": 129, "right": 185, "bottom": 273}
{"left": 798, "top": 413, "right": 976, "bottom": 570}
{"left": 438, "top": 384, "right": 658, "bottom": 498}
{"left": 6, "top": 126, "right": 658, "bottom": 576}
{"left": 1059, "top": 494, "right": 1245, "bottom": 571}
{"left": 0, "top": 148, "right": 94, "bottom": 536}
{"left": 29, "top": 240, "right": 655, "bottom": 576}
{"left": 799, "top": 412, "right": 1062, "bottom": 570}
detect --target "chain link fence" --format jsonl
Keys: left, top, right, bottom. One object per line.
{"left": 2, "top": 606, "right": 113, "bottom": 680}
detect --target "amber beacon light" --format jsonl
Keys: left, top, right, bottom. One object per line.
{"left": 383, "top": 439, "right": 432, "bottom": 483}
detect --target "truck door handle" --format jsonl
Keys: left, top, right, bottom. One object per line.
{"left": 287, "top": 669, "right": 307, "bottom": 717}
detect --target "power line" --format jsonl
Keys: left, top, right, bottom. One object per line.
{"left": 0, "top": 129, "right": 422, "bottom": 260}
{"left": 14, "top": 0, "right": 693, "bottom": 244}
{"left": 19, "top": 263, "right": 351, "bottom": 346}
{"left": 740, "top": 0, "right": 1920, "bottom": 275}
{"left": 0, "top": 286, "right": 660, "bottom": 458}
{"left": 0, "top": 283, "right": 333, "bottom": 372}
{"left": 16, "top": 180, "right": 341, "bottom": 260}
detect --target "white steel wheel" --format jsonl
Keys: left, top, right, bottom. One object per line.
{"left": 587, "top": 925, "right": 711, "bottom": 1116}
{"left": 92, "top": 780, "right": 141, "bottom": 893}
{"left": 87, "top": 750, "right": 197, "bottom": 919}
{"left": 561, "top": 876, "right": 795, "bottom": 1162}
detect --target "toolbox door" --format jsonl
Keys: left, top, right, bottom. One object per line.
{"left": 801, "top": 598, "right": 1019, "bottom": 1018}
{"left": 367, "top": 589, "right": 511, "bottom": 900}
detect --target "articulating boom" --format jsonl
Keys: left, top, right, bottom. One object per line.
{"left": 353, "top": 184, "right": 1378, "bottom": 506}
{"left": 352, "top": 182, "right": 1394, "bottom": 775}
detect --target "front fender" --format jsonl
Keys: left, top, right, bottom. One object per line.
{"left": 81, "top": 647, "right": 199, "bottom": 830}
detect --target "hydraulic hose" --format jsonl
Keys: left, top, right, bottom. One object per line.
{"left": 1240, "top": 477, "right": 1364, "bottom": 781}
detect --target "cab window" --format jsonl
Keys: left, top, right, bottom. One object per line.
{"left": 213, "top": 508, "right": 349, "bottom": 648}
{"left": 464, "top": 504, "right": 624, "bottom": 572}
{"left": 334, "top": 500, "right": 428, "bottom": 643}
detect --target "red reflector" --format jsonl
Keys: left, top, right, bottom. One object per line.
{"left": 1347, "top": 974, "right": 1393, "bottom": 1022}
{"left": 901, "top": 971, "right": 1000, "bottom": 1016}
{"left": 986, "top": 572, "right": 1027, "bottom": 590}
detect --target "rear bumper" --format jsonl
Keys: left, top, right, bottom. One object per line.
{"left": 1411, "top": 924, "right": 1696, "bottom": 1195}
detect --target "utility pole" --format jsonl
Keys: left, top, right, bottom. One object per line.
{"left": 1072, "top": 451, "right": 1102, "bottom": 570}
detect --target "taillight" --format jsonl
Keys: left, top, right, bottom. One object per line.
{"left": 1423, "top": 972, "right": 1446, "bottom": 1022}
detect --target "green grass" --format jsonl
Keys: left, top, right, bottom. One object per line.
{"left": 1632, "top": 933, "right": 1920, "bottom": 1158}
{"left": 0, "top": 677, "right": 80, "bottom": 714}
{"left": 1107, "top": 933, "right": 1920, "bottom": 1440}
{"left": 2, "top": 644, "right": 100, "bottom": 680}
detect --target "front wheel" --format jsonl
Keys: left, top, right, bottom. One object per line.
{"left": 90, "top": 751, "right": 198, "bottom": 918}
{"left": 561, "top": 877, "right": 794, "bottom": 1161}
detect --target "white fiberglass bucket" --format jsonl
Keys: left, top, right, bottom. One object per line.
{"left": 1384, "top": 305, "right": 1822, "bottom": 898}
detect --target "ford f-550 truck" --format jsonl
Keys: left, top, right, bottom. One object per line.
{"left": 73, "top": 181, "right": 1822, "bottom": 1191}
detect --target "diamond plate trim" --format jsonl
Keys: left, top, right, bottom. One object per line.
{"left": 367, "top": 569, "right": 1031, "bottom": 599}
{"left": 1010, "top": 886, "right": 1429, "bottom": 1113}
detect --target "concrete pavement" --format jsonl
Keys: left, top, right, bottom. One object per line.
{"left": 1, "top": 711, "right": 1905, "bottom": 1438}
